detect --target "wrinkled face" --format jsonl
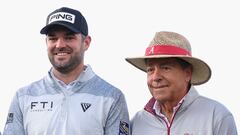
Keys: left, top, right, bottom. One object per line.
{"left": 146, "top": 58, "right": 192, "bottom": 103}
{"left": 46, "top": 26, "right": 90, "bottom": 74}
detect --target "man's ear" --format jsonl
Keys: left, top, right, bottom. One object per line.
{"left": 185, "top": 66, "right": 193, "bottom": 83}
{"left": 83, "top": 35, "right": 91, "bottom": 51}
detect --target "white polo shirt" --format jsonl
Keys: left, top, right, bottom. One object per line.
{"left": 3, "top": 65, "right": 130, "bottom": 135}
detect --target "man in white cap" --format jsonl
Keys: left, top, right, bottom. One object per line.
{"left": 3, "top": 7, "right": 130, "bottom": 135}
{"left": 126, "top": 31, "right": 238, "bottom": 135}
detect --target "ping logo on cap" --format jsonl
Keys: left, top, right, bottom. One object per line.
{"left": 48, "top": 12, "right": 75, "bottom": 24}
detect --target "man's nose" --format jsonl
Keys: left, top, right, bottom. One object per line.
{"left": 56, "top": 38, "right": 66, "bottom": 48}
{"left": 152, "top": 67, "right": 163, "bottom": 81}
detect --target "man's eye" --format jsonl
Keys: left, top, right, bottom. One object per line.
{"left": 48, "top": 37, "right": 57, "bottom": 41}
{"left": 161, "top": 66, "right": 171, "bottom": 71}
{"left": 146, "top": 68, "right": 153, "bottom": 73}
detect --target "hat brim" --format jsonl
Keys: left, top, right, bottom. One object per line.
{"left": 40, "top": 22, "right": 80, "bottom": 34}
{"left": 125, "top": 55, "right": 211, "bottom": 85}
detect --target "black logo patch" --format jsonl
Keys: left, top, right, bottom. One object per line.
{"left": 6, "top": 113, "right": 14, "bottom": 124}
{"left": 119, "top": 121, "right": 129, "bottom": 135}
{"left": 81, "top": 103, "right": 91, "bottom": 112}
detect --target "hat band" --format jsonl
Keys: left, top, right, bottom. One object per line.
{"left": 145, "top": 45, "right": 192, "bottom": 56}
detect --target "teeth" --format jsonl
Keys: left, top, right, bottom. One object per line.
{"left": 56, "top": 52, "right": 68, "bottom": 56}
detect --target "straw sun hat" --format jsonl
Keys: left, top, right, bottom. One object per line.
{"left": 125, "top": 31, "right": 211, "bottom": 85}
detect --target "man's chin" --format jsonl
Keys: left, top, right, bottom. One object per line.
{"left": 53, "top": 64, "right": 72, "bottom": 74}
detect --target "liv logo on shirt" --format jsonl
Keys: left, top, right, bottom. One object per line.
{"left": 81, "top": 102, "right": 91, "bottom": 112}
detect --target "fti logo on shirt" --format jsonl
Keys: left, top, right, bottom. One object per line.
{"left": 30, "top": 101, "right": 53, "bottom": 112}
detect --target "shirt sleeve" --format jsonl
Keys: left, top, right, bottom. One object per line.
{"left": 104, "top": 92, "right": 130, "bottom": 135}
{"left": 3, "top": 93, "right": 25, "bottom": 135}
{"left": 214, "top": 114, "right": 238, "bottom": 135}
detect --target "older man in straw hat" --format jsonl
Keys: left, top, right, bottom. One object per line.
{"left": 126, "top": 31, "right": 238, "bottom": 135}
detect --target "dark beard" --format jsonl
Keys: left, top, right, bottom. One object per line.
{"left": 49, "top": 55, "right": 83, "bottom": 74}
{"left": 53, "top": 63, "right": 77, "bottom": 74}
